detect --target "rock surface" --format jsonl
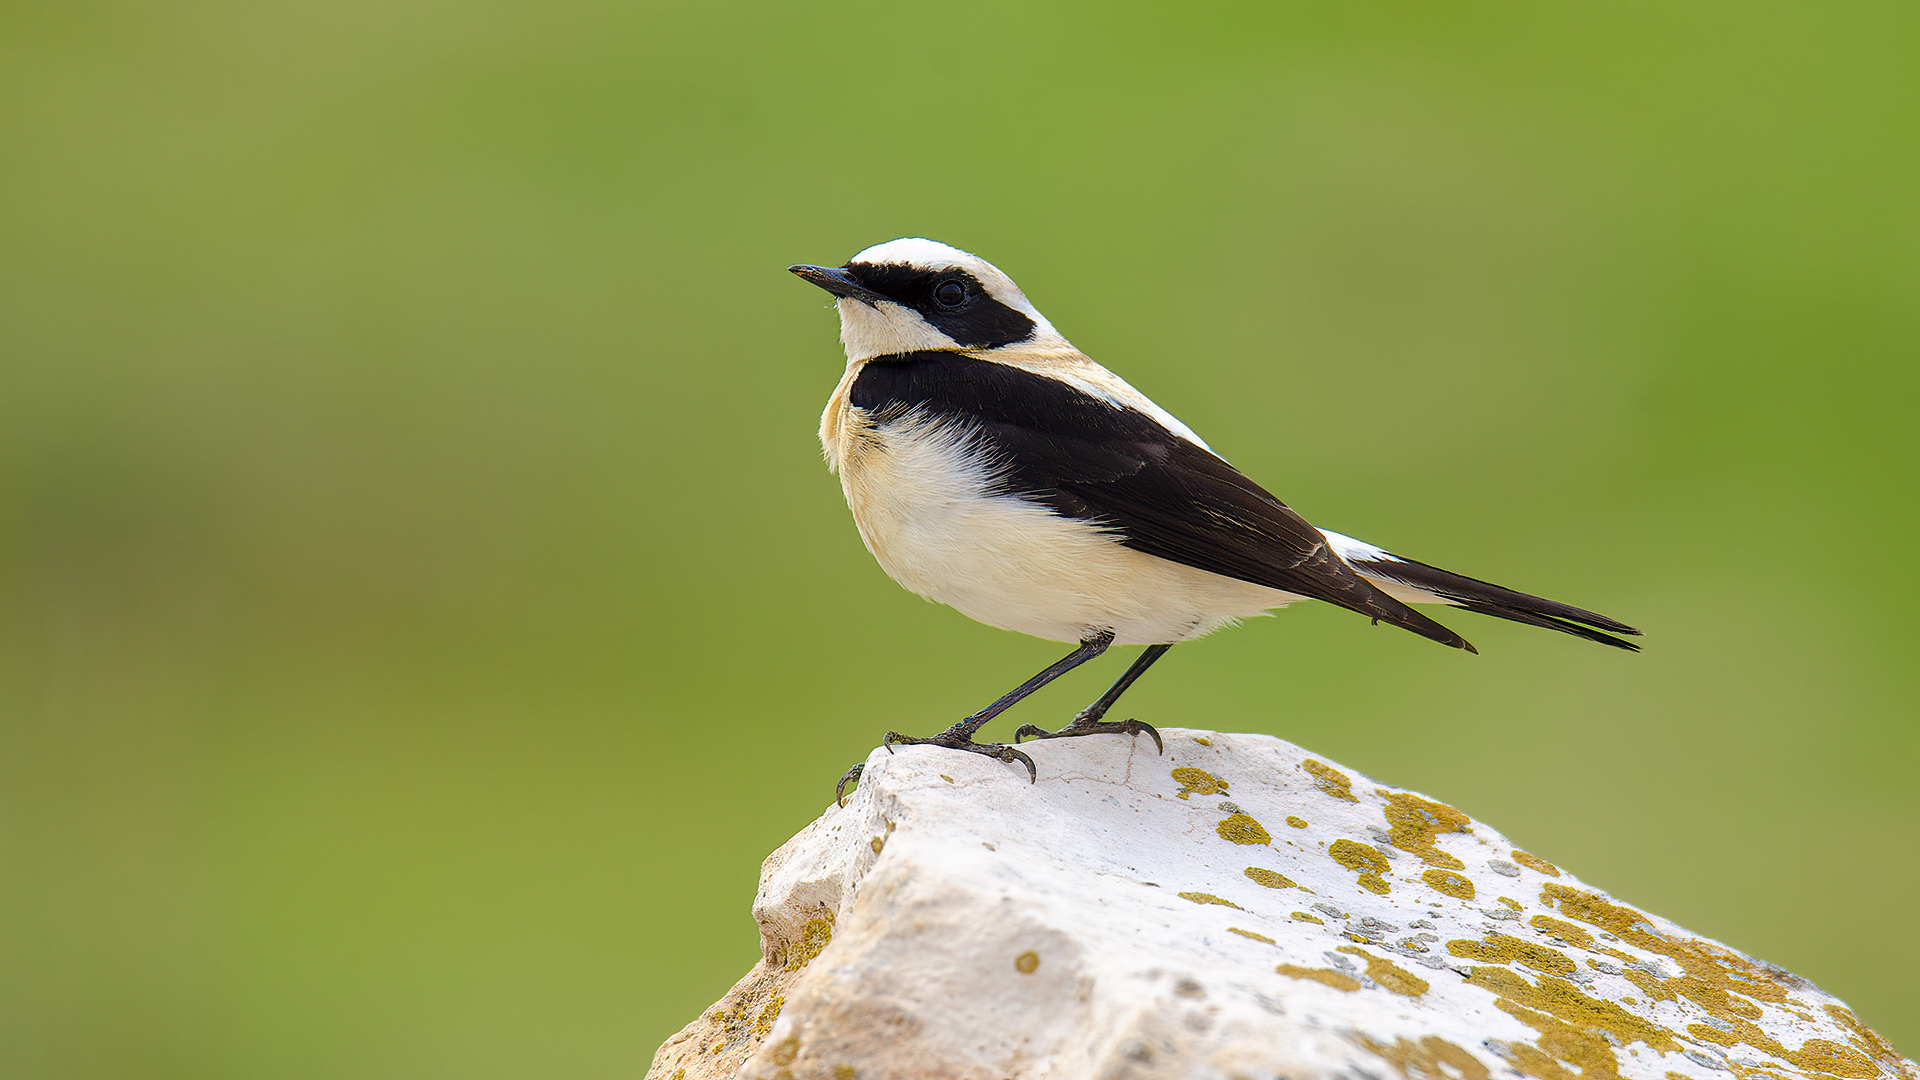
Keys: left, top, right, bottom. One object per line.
{"left": 646, "top": 730, "right": 1911, "bottom": 1080}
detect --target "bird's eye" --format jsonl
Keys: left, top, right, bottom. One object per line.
{"left": 934, "top": 281, "right": 967, "bottom": 308}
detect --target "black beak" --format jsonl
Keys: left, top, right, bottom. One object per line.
{"left": 788, "top": 264, "right": 888, "bottom": 304}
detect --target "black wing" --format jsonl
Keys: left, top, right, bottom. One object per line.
{"left": 849, "top": 352, "right": 1475, "bottom": 651}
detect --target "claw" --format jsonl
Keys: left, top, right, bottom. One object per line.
{"left": 1015, "top": 716, "right": 1163, "bottom": 754}
{"left": 997, "top": 745, "right": 1038, "bottom": 783}
{"left": 1133, "top": 719, "right": 1165, "bottom": 755}
{"left": 876, "top": 722, "right": 1038, "bottom": 782}
{"left": 835, "top": 762, "right": 865, "bottom": 807}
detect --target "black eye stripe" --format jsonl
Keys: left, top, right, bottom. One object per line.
{"left": 843, "top": 262, "right": 1037, "bottom": 349}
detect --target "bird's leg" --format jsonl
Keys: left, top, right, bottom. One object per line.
{"left": 856, "top": 631, "right": 1114, "bottom": 791}
{"left": 1014, "top": 643, "right": 1171, "bottom": 753}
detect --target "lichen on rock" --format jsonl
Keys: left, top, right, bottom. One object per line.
{"left": 645, "top": 729, "right": 1912, "bottom": 1080}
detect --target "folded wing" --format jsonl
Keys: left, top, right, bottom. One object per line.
{"left": 849, "top": 352, "right": 1476, "bottom": 651}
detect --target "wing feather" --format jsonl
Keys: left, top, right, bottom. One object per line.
{"left": 850, "top": 352, "right": 1475, "bottom": 651}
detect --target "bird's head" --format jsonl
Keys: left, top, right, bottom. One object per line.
{"left": 790, "top": 238, "right": 1065, "bottom": 362}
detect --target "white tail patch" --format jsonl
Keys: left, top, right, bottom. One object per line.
{"left": 1319, "top": 528, "right": 1461, "bottom": 608}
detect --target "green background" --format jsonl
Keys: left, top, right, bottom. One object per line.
{"left": 3, "top": 1, "right": 1916, "bottom": 1073}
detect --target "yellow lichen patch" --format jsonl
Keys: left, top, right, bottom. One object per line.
{"left": 1540, "top": 883, "right": 1791, "bottom": 1018}
{"left": 778, "top": 913, "right": 836, "bottom": 972}
{"left": 1337, "top": 946, "right": 1430, "bottom": 996}
{"left": 1422, "top": 868, "right": 1475, "bottom": 900}
{"left": 1179, "top": 891, "right": 1243, "bottom": 909}
{"left": 1330, "top": 838, "right": 1389, "bottom": 872}
{"left": 1824, "top": 1004, "right": 1911, "bottom": 1077}
{"left": 835, "top": 1067, "right": 855, "bottom": 1080}
{"left": 1674, "top": 976, "right": 1765, "bottom": 1019}
{"left": 1492, "top": 998, "right": 1634, "bottom": 1080}
{"left": 1193, "top": 736, "right": 1212, "bottom": 746}
{"left": 1448, "top": 933, "right": 1577, "bottom": 976}
{"left": 869, "top": 836, "right": 885, "bottom": 853}
{"left": 1790, "top": 1039, "right": 1881, "bottom": 1079}
{"left": 1228, "top": 927, "right": 1275, "bottom": 944}
{"left": 1291, "top": 911, "right": 1324, "bottom": 924}
{"left": 939, "top": 774, "right": 954, "bottom": 783}
{"left": 1350, "top": 1034, "right": 1492, "bottom": 1080}
{"left": 1498, "top": 897, "right": 1522, "bottom": 910}
{"left": 1529, "top": 915, "right": 1599, "bottom": 952}
{"left": 754, "top": 994, "right": 785, "bottom": 1038}
{"left": 1689, "top": 1023, "right": 1737, "bottom": 1047}
{"left": 769, "top": 1036, "right": 801, "bottom": 1065}
{"left": 1689, "top": 1011, "right": 1885, "bottom": 1078}
{"left": 1679, "top": 1007, "right": 1888, "bottom": 1078}
{"left": 1620, "top": 966, "right": 1678, "bottom": 1003}
{"left": 1512, "top": 849, "right": 1562, "bottom": 876}
{"left": 1495, "top": 1042, "right": 1573, "bottom": 1080}
{"left": 1217, "top": 813, "right": 1272, "bottom": 845}
{"left": 1301, "top": 759, "right": 1358, "bottom": 801}
{"left": 1244, "top": 866, "right": 1296, "bottom": 889}
{"left": 1329, "top": 838, "right": 1392, "bottom": 894}
{"left": 1276, "top": 964, "right": 1361, "bottom": 992}
{"left": 1286, "top": 815, "right": 1309, "bottom": 828}
{"left": 1465, "top": 966, "right": 1681, "bottom": 1054}
{"left": 1377, "top": 790, "right": 1471, "bottom": 869}
{"left": 1171, "top": 767, "right": 1229, "bottom": 799}
{"left": 1014, "top": 950, "right": 1040, "bottom": 974}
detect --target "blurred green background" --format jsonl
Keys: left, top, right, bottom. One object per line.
{"left": 3, "top": 0, "right": 1915, "bottom": 1073}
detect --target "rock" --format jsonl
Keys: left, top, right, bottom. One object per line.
{"left": 646, "top": 730, "right": 1911, "bottom": 1080}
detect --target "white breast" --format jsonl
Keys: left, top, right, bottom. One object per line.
{"left": 829, "top": 403, "right": 1298, "bottom": 646}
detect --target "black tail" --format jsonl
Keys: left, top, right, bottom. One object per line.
{"left": 1275, "top": 541, "right": 1482, "bottom": 653}
{"left": 1353, "top": 556, "right": 1642, "bottom": 652}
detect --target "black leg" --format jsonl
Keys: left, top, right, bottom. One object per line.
{"left": 925, "top": 630, "right": 1115, "bottom": 741}
{"left": 1079, "top": 643, "right": 1173, "bottom": 722}
{"left": 1013, "top": 643, "right": 1172, "bottom": 753}
{"left": 836, "top": 631, "right": 1115, "bottom": 803}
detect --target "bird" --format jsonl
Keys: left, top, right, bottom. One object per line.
{"left": 790, "top": 238, "right": 1638, "bottom": 800}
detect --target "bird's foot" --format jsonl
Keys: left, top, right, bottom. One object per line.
{"left": 835, "top": 762, "right": 865, "bottom": 807}
{"left": 1013, "top": 713, "right": 1164, "bottom": 754}
{"left": 881, "top": 723, "right": 1038, "bottom": 783}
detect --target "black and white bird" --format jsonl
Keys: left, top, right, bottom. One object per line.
{"left": 792, "top": 238, "right": 1638, "bottom": 797}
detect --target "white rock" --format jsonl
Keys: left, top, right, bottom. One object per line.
{"left": 646, "top": 729, "right": 1912, "bottom": 1080}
